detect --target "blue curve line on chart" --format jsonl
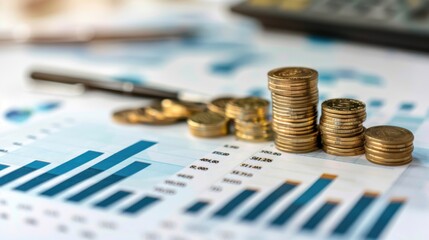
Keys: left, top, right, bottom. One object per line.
{"left": 318, "top": 69, "right": 383, "bottom": 87}
{"left": 399, "top": 102, "right": 415, "bottom": 111}
{"left": 36, "top": 101, "right": 61, "bottom": 112}
{"left": 210, "top": 53, "right": 260, "bottom": 75}
{"left": 5, "top": 101, "right": 62, "bottom": 124}
{"left": 5, "top": 109, "right": 33, "bottom": 123}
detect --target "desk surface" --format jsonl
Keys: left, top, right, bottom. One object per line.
{"left": 0, "top": 1, "right": 427, "bottom": 239}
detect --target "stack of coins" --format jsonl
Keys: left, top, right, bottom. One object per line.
{"left": 268, "top": 67, "right": 319, "bottom": 153}
{"left": 235, "top": 119, "right": 274, "bottom": 142}
{"left": 225, "top": 97, "right": 272, "bottom": 142}
{"left": 320, "top": 98, "right": 366, "bottom": 156}
{"left": 225, "top": 97, "right": 269, "bottom": 121}
{"left": 365, "top": 126, "right": 414, "bottom": 166}
{"left": 187, "top": 111, "right": 229, "bottom": 138}
{"left": 207, "top": 97, "right": 235, "bottom": 116}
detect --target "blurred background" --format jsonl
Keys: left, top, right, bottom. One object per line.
{"left": 0, "top": 0, "right": 429, "bottom": 128}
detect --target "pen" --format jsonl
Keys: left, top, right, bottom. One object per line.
{"left": 29, "top": 67, "right": 209, "bottom": 103}
{"left": 0, "top": 26, "right": 195, "bottom": 44}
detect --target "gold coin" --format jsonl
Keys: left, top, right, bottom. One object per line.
{"left": 320, "top": 118, "right": 363, "bottom": 127}
{"left": 269, "top": 78, "right": 318, "bottom": 86}
{"left": 365, "top": 139, "right": 413, "bottom": 148}
{"left": 207, "top": 97, "right": 235, "bottom": 116}
{"left": 273, "top": 115, "right": 318, "bottom": 123}
{"left": 188, "top": 111, "right": 228, "bottom": 127}
{"left": 273, "top": 119, "right": 316, "bottom": 128}
{"left": 275, "top": 144, "right": 319, "bottom": 153}
{"left": 273, "top": 125, "right": 318, "bottom": 135}
{"left": 365, "top": 147, "right": 413, "bottom": 159}
{"left": 272, "top": 91, "right": 318, "bottom": 98}
{"left": 323, "top": 145, "right": 364, "bottom": 152}
{"left": 227, "top": 97, "right": 269, "bottom": 110}
{"left": 321, "top": 115, "right": 366, "bottom": 124}
{"left": 112, "top": 109, "right": 138, "bottom": 124}
{"left": 321, "top": 111, "right": 366, "bottom": 120}
{"left": 272, "top": 103, "right": 317, "bottom": 112}
{"left": 275, "top": 137, "right": 318, "bottom": 147}
{"left": 320, "top": 121, "right": 362, "bottom": 130}
{"left": 189, "top": 128, "right": 228, "bottom": 138}
{"left": 236, "top": 132, "right": 273, "bottom": 142}
{"left": 320, "top": 125, "right": 364, "bottom": 134}
{"left": 270, "top": 88, "right": 318, "bottom": 97}
{"left": 268, "top": 67, "right": 318, "bottom": 82}
{"left": 321, "top": 132, "right": 364, "bottom": 142}
{"left": 145, "top": 102, "right": 172, "bottom": 121}
{"left": 321, "top": 138, "right": 364, "bottom": 148}
{"left": 121, "top": 107, "right": 178, "bottom": 125}
{"left": 323, "top": 147, "right": 365, "bottom": 156}
{"left": 365, "top": 125, "right": 414, "bottom": 145}
{"left": 365, "top": 153, "right": 412, "bottom": 166}
{"left": 162, "top": 99, "right": 206, "bottom": 118}
{"left": 320, "top": 129, "right": 364, "bottom": 138}
{"left": 268, "top": 81, "right": 318, "bottom": 91}
{"left": 322, "top": 98, "right": 366, "bottom": 115}
{"left": 365, "top": 143, "right": 413, "bottom": 153}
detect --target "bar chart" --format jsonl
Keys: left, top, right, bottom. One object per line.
{"left": 162, "top": 144, "right": 409, "bottom": 240}
{"left": 0, "top": 121, "right": 223, "bottom": 218}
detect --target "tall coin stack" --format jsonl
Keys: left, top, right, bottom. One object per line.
{"left": 365, "top": 126, "right": 414, "bottom": 166}
{"left": 268, "top": 67, "right": 319, "bottom": 153}
{"left": 320, "top": 98, "right": 366, "bottom": 156}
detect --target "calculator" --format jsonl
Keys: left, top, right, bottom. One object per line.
{"left": 231, "top": 0, "right": 429, "bottom": 51}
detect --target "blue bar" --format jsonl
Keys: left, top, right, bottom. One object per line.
{"left": 15, "top": 151, "right": 103, "bottom": 192}
{"left": 0, "top": 160, "right": 49, "bottom": 186}
{"left": 122, "top": 196, "right": 160, "bottom": 215}
{"left": 332, "top": 192, "right": 379, "bottom": 235}
{"left": 66, "top": 161, "right": 150, "bottom": 202}
{"left": 185, "top": 201, "right": 210, "bottom": 214}
{"left": 0, "top": 164, "right": 8, "bottom": 171}
{"left": 213, "top": 189, "right": 258, "bottom": 218}
{"left": 39, "top": 140, "right": 156, "bottom": 197}
{"left": 270, "top": 174, "right": 337, "bottom": 227}
{"left": 94, "top": 190, "right": 133, "bottom": 209}
{"left": 365, "top": 198, "right": 405, "bottom": 239}
{"left": 301, "top": 200, "right": 340, "bottom": 231}
{"left": 242, "top": 181, "right": 299, "bottom": 222}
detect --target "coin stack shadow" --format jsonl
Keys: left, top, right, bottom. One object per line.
{"left": 320, "top": 99, "right": 366, "bottom": 156}
{"left": 365, "top": 126, "right": 414, "bottom": 166}
{"left": 268, "top": 67, "right": 319, "bottom": 153}
{"left": 225, "top": 97, "right": 273, "bottom": 142}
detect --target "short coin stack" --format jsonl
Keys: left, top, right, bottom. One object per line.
{"left": 320, "top": 98, "right": 366, "bottom": 156}
{"left": 208, "top": 97, "right": 235, "bottom": 116}
{"left": 268, "top": 67, "right": 319, "bottom": 153}
{"left": 235, "top": 119, "right": 273, "bottom": 142}
{"left": 225, "top": 97, "right": 273, "bottom": 142}
{"left": 225, "top": 97, "right": 269, "bottom": 121}
{"left": 187, "top": 111, "right": 229, "bottom": 138}
{"left": 365, "top": 126, "right": 414, "bottom": 166}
